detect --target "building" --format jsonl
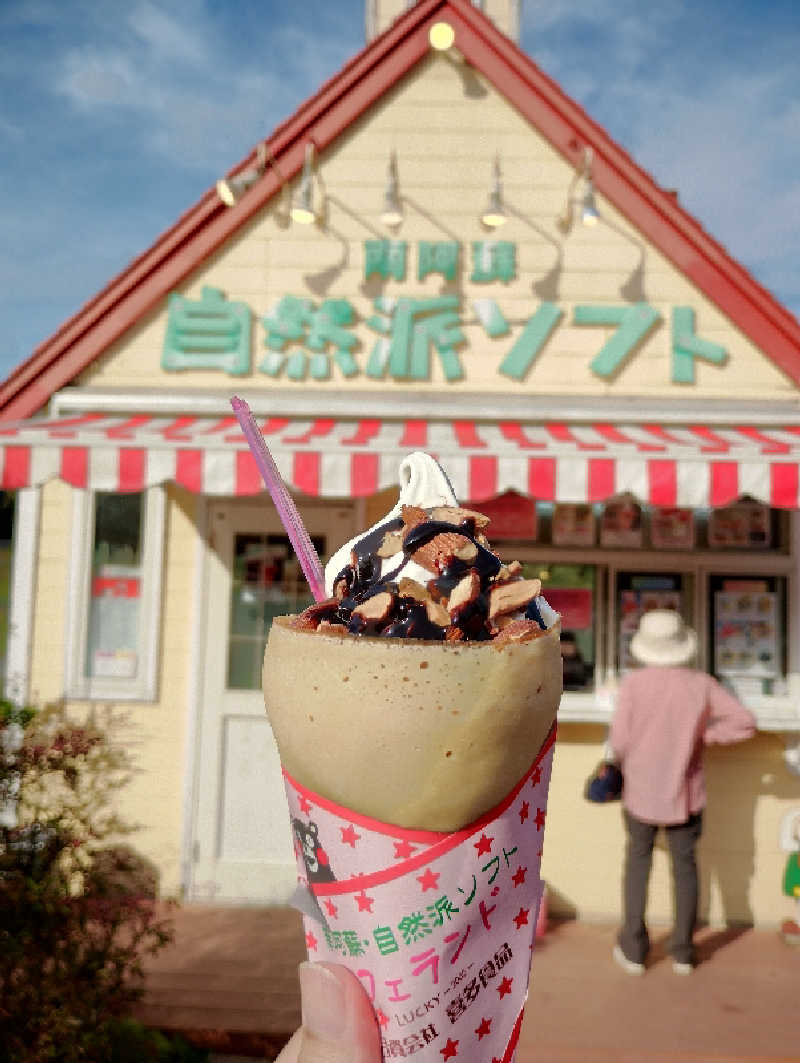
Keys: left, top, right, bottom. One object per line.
{"left": 1, "top": 0, "right": 798, "bottom": 926}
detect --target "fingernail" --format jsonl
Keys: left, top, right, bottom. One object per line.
{"left": 299, "top": 961, "right": 346, "bottom": 1041}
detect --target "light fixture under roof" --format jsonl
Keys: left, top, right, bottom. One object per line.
{"left": 429, "top": 21, "right": 455, "bottom": 51}
{"left": 291, "top": 143, "right": 320, "bottom": 225}
{"left": 379, "top": 151, "right": 403, "bottom": 228}
{"left": 216, "top": 143, "right": 268, "bottom": 206}
{"left": 480, "top": 155, "right": 506, "bottom": 228}
{"left": 557, "top": 146, "right": 601, "bottom": 233}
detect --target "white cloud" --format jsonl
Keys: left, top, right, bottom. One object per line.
{"left": 127, "top": 1, "right": 207, "bottom": 65}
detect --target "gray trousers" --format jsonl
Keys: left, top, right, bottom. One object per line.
{"left": 619, "top": 809, "right": 703, "bottom": 965}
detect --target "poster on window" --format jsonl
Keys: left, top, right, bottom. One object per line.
{"left": 618, "top": 585, "right": 682, "bottom": 671}
{"left": 88, "top": 567, "right": 140, "bottom": 678}
{"left": 714, "top": 590, "right": 778, "bottom": 678}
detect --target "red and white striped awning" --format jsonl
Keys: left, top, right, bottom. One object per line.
{"left": 2, "top": 412, "right": 800, "bottom": 508}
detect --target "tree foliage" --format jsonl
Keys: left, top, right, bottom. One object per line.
{"left": 0, "top": 700, "right": 181, "bottom": 1062}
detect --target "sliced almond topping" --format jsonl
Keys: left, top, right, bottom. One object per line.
{"left": 400, "top": 505, "right": 428, "bottom": 530}
{"left": 453, "top": 540, "right": 478, "bottom": 563}
{"left": 411, "top": 531, "right": 474, "bottom": 574}
{"left": 492, "top": 618, "right": 547, "bottom": 649}
{"left": 430, "top": 505, "right": 490, "bottom": 529}
{"left": 333, "top": 574, "right": 351, "bottom": 600}
{"left": 426, "top": 599, "right": 450, "bottom": 627}
{"left": 493, "top": 560, "right": 523, "bottom": 586}
{"left": 377, "top": 530, "right": 404, "bottom": 558}
{"left": 448, "top": 570, "right": 481, "bottom": 616}
{"left": 398, "top": 577, "right": 430, "bottom": 602}
{"left": 289, "top": 598, "right": 339, "bottom": 630}
{"left": 488, "top": 578, "right": 542, "bottom": 620}
{"left": 352, "top": 590, "right": 394, "bottom": 624}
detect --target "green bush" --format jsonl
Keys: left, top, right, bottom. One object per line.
{"left": 0, "top": 700, "right": 178, "bottom": 1062}
{"left": 104, "top": 1018, "right": 209, "bottom": 1062}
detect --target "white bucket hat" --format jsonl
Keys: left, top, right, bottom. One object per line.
{"left": 630, "top": 609, "right": 697, "bottom": 667}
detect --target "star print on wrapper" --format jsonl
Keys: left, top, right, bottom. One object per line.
{"left": 417, "top": 868, "right": 440, "bottom": 892}
{"left": 440, "top": 1037, "right": 459, "bottom": 1059}
{"left": 340, "top": 824, "right": 361, "bottom": 847}
{"left": 497, "top": 975, "right": 513, "bottom": 999}
{"left": 474, "top": 833, "right": 493, "bottom": 857}
{"left": 475, "top": 1017, "right": 492, "bottom": 1040}
{"left": 354, "top": 890, "right": 374, "bottom": 913}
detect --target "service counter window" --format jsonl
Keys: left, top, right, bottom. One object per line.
{"left": 67, "top": 488, "right": 165, "bottom": 701}
{"left": 615, "top": 571, "right": 692, "bottom": 673}
{"left": 523, "top": 562, "right": 598, "bottom": 691}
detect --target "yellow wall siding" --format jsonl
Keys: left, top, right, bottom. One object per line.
{"left": 29, "top": 479, "right": 70, "bottom": 704}
{"left": 543, "top": 729, "right": 797, "bottom": 928}
{"left": 107, "top": 484, "right": 199, "bottom": 895}
{"left": 27, "top": 482, "right": 199, "bottom": 898}
{"left": 75, "top": 57, "right": 796, "bottom": 402}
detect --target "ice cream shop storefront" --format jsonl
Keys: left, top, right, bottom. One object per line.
{"left": 1, "top": 0, "right": 799, "bottom": 928}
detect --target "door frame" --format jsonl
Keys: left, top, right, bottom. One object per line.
{"left": 181, "top": 493, "right": 361, "bottom": 902}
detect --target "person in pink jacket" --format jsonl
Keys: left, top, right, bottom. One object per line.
{"left": 609, "top": 609, "right": 756, "bottom": 975}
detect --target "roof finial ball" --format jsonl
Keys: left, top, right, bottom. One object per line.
{"left": 428, "top": 21, "right": 455, "bottom": 51}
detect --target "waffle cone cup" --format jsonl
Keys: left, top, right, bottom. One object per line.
{"left": 263, "top": 616, "right": 561, "bottom": 832}
{"left": 263, "top": 616, "right": 562, "bottom": 1062}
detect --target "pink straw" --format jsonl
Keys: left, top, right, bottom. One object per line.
{"left": 230, "top": 396, "right": 326, "bottom": 602}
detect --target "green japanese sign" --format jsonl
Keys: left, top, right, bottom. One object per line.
{"left": 160, "top": 241, "right": 729, "bottom": 385}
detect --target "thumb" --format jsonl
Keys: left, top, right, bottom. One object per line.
{"left": 295, "top": 961, "right": 381, "bottom": 1063}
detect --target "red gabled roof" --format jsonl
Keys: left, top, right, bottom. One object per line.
{"left": 3, "top": 0, "right": 800, "bottom": 419}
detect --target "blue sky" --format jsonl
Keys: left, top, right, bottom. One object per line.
{"left": 1, "top": 0, "right": 798, "bottom": 384}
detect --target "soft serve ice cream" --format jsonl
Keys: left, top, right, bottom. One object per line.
{"left": 288, "top": 451, "right": 559, "bottom": 646}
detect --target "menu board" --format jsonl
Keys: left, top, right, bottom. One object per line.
{"left": 552, "top": 503, "right": 595, "bottom": 547}
{"left": 650, "top": 507, "right": 694, "bottom": 550}
{"left": 708, "top": 500, "right": 770, "bottom": 549}
{"left": 714, "top": 588, "right": 779, "bottom": 678}
{"left": 618, "top": 578, "right": 682, "bottom": 671}
{"left": 600, "top": 496, "right": 643, "bottom": 548}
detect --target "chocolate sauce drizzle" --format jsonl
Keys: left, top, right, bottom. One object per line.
{"left": 326, "top": 514, "right": 506, "bottom": 641}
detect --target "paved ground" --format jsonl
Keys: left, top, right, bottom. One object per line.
{"left": 134, "top": 906, "right": 798, "bottom": 1061}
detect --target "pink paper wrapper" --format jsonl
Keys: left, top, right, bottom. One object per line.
{"left": 284, "top": 724, "right": 557, "bottom": 1062}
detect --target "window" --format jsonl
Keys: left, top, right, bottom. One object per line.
{"left": 66, "top": 488, "right": 165, "bottom": 701}
{"left": 524, "top": 562, "right": 598, "bottom": 691}
{"left": 227, "top": 532, "right": 319, "bottom": 690}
